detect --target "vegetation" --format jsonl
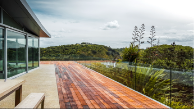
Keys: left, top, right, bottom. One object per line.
{"left": 40, "top": 42, "right": 121, "bottom": 60}
{"left": 139, "top": 43, "right": 194, "bottom": 71}
{"left": 127, "top": 23, "right": 193, "bottom": 71}
{"left": 121, "top": 43, "right": 140, "bottom": 62}
{"left": 147, "top": 26, "right": 157, "bottom": 47}
{"left": 123, "top": 23, "right": 193, "bottom": 71}
{"left": 131, "top": 24, "right": 145, "bottom": 49}
{"left": 113, "top": 48, "right": 124, "bottom": 56}
{"left": 83, "top": 62, "right": 193, "bottom": 108}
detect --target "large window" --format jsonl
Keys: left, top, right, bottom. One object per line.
{"left": 0, "top": 29, "right": 4, "bottom": 79}
{"left": 28, "top": 37, "right": 39, "bottom": 70}
{"left": 34, "top": 38, "right": 39, "bottom": 68}
{"left": 7, "top": 30, "right": 26, "bottom": 78}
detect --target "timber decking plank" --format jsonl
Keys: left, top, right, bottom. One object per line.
{"left": 44, "top": 61, "right": 169, "bottom": 109}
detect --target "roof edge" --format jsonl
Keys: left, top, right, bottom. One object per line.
{"left": 19, "top": 0, "right": 51, "bottom": 38}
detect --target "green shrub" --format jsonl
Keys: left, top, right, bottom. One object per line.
{"left": 116, "top": 59, "right": 122, "bottom": 63}
{"left": 122, "top": 43, "right": 139, "bottom": 62}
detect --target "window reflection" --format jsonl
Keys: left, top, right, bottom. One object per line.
{"left": 34, "top": 38, "right": 39, "bottom": 68}
{"left": 28, "top": 37, "right": 39, "bottom": 70}
{"left": 0, "top": 29, "right": 4, "bottom": 79}
{"left": 7, "top": 30, "right": 26, "bottom": 78}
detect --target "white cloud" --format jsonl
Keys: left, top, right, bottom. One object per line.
{"left": 54, "top": 35, "right": 61, "bottom": 38}
{"left": 187, "top": 30, "right": 194, "bottom": 33}
{"left": 69, "top": 20, "right": 79, "bottom": 23}
{"left": 50, "top": 32, "right": 62, "bottom": 38}
{"left": 101, "top": 20, "right": 120, "bottom": 30}
{"left": 59, "top": 28, "right": 71, "bottom": 33}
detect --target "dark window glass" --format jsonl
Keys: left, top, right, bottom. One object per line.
{"left": 3, "top": 10, "right": 22, "bottom": 30}
{"left": 7, "top": 30, "right": 26, "bottom": 78}
{"left": 0, "top": 29, "right": 4, "bottom": 79}
{"left": 0, "top": 8, "right": 2, "bottom": 23}
{"left": 28, "top": 37, "right": 39, "bottom": 70}
{"left": 28, "top": 37, "right": 33, "bottom": 70}
{"left": 34, "top": 38, "right": 39, "bottom": 68}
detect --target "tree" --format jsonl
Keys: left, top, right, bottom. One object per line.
{"left": 147, "top": 26, "right": 157, "bottom": 47}
{"left": 131, "top": 24, "right": 145, "bottom": 49}
{"left": 131, "top": 26, "right": 138, "bottom": 45}
{"left": 122, "top": 43, "right": 139, "bottom": 62}
{"left": 137, "top": 24, "right": 145, "bottom": 49}
{"left": 176, "top": 48, "right": 186, "bottom": 70}
{"left": 164, "top": 42, "right": 177, "bottom": 68}
{"left": 129, "top": 24, "right": 145, "bottom": 64}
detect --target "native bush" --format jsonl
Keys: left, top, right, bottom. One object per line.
{"left": 122, "top": 43, "right": 140, "bottom": 62}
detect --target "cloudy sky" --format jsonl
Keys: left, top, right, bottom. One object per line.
{"left": 26, "top": 0, "right": 194, "bottom": 49}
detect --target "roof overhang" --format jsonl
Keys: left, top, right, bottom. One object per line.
{"left": 0, "top": 0, "right": 51, "bottom": 38}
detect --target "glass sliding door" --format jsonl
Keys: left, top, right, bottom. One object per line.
{"left": 0, "top": 29, "right": 4, "bottom": 79}
{"left": 7, "top": 30, "right": 26, "bottom": 78}
{"left": 34, "top": 38, "right": 39, "bottom": 68}
{"left": 28, "top": 36, "right": 39, "bottom": 70}
{"left": 28, "top": 37, "right": 33, "bottom": 70}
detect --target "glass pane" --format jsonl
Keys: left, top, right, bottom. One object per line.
{"left": 171, "top": 67, "right": 194, "bottom": 108}
{"left": 34, "top": 38, "right": 39, "bottom": 68}
{"left": 133, "top": 62, "right": 170, "bottom": 106}
{"left": 28, "top": 37, "right": 33, "bottom": 70}
{"left": 7, "top": 30, "right": 26, "bottom": 78}
{"left": 28, "top": 37, "right": 39, "bottom": 70}
{"left": 0, "top": 8, "right": 1, "bottom": 23}
{"left": 0, "top": 29, "right": 4, "bottom": 79}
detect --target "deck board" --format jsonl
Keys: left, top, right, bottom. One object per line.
{"left": 41, "top": 61, "right": 169, "bottom": 109}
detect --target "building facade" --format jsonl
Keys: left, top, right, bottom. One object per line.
{"left": 0, "top": 0, "right": 51, "bottom": 79}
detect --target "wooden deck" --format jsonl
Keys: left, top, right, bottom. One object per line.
{"left": 41, "top": 61, "right": 168, "bottom": 109}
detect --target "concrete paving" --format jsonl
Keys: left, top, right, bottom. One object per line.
{"left": 0, "top": 64, "right": 60, "bottom": 108}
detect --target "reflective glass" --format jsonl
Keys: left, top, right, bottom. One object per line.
{"left": 7, "top": 30, "right": 26, "bottom": 78}
{"left": 0, "top": 8, "right": 1, "bottom": 23}
{"left": 28, "top": 37, "right": 33, "bottom": 70}
{"left": 34, "top": 38, "right": 39, "bottom": 68}
{"left": 0, "top": 29, "right": 4, "bottom": 79}
{"left": 171, "top": 67, "right": 193, "bottom": 108}
{"left": 28, "top": 37, "right": 39, "bottom": 70}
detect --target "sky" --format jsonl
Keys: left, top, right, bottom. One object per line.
{"left": 26, "top": 0, "right": 194, "bottom": 49}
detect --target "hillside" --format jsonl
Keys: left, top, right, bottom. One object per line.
{"left": 113, "top": 48, "right": 125, "bottom": 56}
{"left": 137, "top": 44, "right": 194, "bottom": 70}
{"left": 40, "top": 42, "right": 121, "bottom": 60}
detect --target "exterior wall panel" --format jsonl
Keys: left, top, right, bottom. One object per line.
{"left": 3, "top": 10, "right": 23, "bottom": 30}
